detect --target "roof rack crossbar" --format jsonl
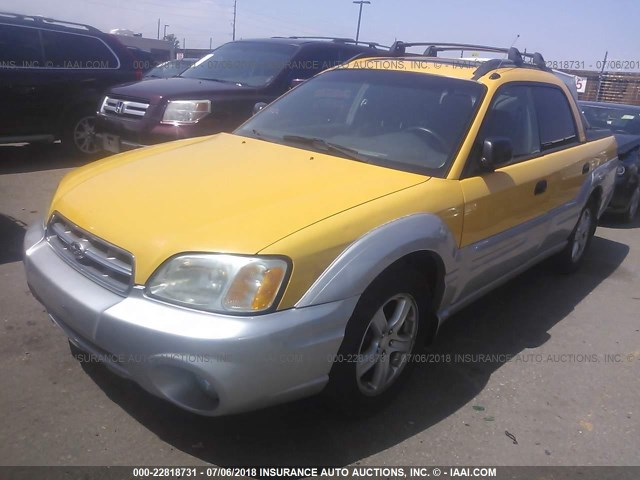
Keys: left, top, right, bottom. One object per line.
{"left": 390, "top": 41, "right": 547, "bottom": 71}
{"left": 271, "top": 36, "right": 388, "bottom": 49}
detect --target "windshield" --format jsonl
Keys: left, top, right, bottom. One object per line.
{"left": 146, "top": 59, "right": 196, "bottom": 78}
{"left": 180, "top": 42, "right": 298, "bottom": 87}
{"left": 236, "top": 69, "right": 484, "bottom": 176}
{"left": 580, "top": 104, "right": 640, "bottom": 135}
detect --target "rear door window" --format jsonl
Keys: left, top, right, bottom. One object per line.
{"left": 41, "top": 30, "right": 118, "bottom": 69}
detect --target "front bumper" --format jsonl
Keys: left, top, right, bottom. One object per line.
{"left": 95, "top": 113, "right": 230, "bottom": 151}
{"left": 23, "top": 221, "right": 358, "bottom": 416}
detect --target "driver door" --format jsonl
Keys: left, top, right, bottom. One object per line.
{"left": 456, "top": 84, "right": 561, "bottom": 301}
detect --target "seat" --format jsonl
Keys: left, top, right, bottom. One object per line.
{"left": 437, "top": 93, "right": 475, "bottom": 144}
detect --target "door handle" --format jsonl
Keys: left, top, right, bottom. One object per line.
{"left": 534, "top": 180, "right": 547, "bottom": 195}
{"left": 582, "top": 163, "right": 590, "bottom": 174}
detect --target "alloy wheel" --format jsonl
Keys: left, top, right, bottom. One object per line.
{"left": 571, "top": 208, "right": 593, "bottom": 262}
{"left": 73, "top": 116, "right": 99, "bottom": 154}
{"left": 356, "top": 293, "right": 419, "bottom": 396}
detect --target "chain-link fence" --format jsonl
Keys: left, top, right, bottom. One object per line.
{"left": 564, "top": 69, "right": 640, "bottom": 106}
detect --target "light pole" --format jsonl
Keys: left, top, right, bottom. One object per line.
{"left": 353, "top": 0, "right": 370, "bottom": 44}
{"left": 163, "top": 24, "right": 169, "bottom": 39}
{"left": 232, "top": 0, "right": 237, "bottom": 41}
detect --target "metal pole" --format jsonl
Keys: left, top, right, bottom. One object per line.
{"left": 353, "top": 1, "right": 370, "bottom": 44}
{"left": 210, "top": 37, "right": 212, "bottom": 49}
{"left": 157, "top": 18, "right": 160, "bottom": 40}
{"left": 233, "top": 0, "right": 237, "bottom": 41}
{"left": 163, "top": 24, "right": 169, "bottom": 39}
{"left": 596, "top": 51, "right": 608, "bottom": 102}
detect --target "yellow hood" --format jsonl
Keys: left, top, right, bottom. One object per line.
{"left": 51, "top": 133, "right": 428, "bottom": 283}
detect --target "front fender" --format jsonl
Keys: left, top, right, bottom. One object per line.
{"left": 296, "top": 213, "right": 457, "bottom": 308}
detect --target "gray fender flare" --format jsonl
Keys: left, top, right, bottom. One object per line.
{"left": 295, "top": 213, "right": 458, "bottom": 308}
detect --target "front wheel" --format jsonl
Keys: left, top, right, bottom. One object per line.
{"left": 324, "top": 267, "right": 430, "bottom": 414}
{"left": 554, "top": 201, "right": 597, "bottom": 273}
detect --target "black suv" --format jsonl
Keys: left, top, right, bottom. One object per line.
{"left": 95, "top": 37, "right": 388, "bottom": 152}
{"left": 0, "top": 12, "right": 142, "bottom": 156}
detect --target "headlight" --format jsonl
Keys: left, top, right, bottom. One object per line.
{"left": 616, "top": 165, "right": 626, "bottom": 176}
{"left": 161, "top": 100, "right": 211, "bottom": 124}
{"left": 146, "top": 254, "right": 289, "bottom": 314}
{"left": 99, "top": 95, "right": 108, "bottom": 114}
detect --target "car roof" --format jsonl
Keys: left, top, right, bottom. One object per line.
{"left": 0, "top": 11, "right": 103, "bottom": 35}
{"left": 339, "top": 56, "right": 565, "bottom": 87}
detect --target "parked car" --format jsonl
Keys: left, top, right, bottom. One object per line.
{"left": 144, "top": 58, "right": 198, "bottom": 78}
{"left": 95, "top": 37, "right": 388, "bottom": 153}
{"left": 24, "top": 42, "right": 617, "bottom": 416}
{"left": 0, "top": 12, "right": 142, "bottom": 156}
{"left": 125, "top": 46, "right": 157, "bottom": 74}
{"left": 579, "top": 100, "right": 640, "bottom": 221}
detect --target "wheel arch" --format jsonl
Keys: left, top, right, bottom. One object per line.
{"left": 57, "top": 93, "right": 103, "bottom": 137}
{"left": 296, "top": 213, "right": 456, "bottom": 343}
{"left": 590, "top": 185, "right": 603, "bottom": 211}
{"left": 381, "top": 250, "right": 445, "bottom": 344}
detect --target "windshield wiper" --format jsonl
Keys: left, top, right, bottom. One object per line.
{"left": 281, "top": 135, "right": 368, "bottom": 163}
{"left": 176, "top": 75, "right": 246, "bottom": 87}
{"left": 189, "top": 77, "right": 244, "bottom": 86}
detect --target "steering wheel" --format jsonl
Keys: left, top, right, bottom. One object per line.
{"left": 405, "top": 127, "right": 450, "bottom": 153}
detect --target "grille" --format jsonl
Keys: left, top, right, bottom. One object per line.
{"left": 100, "top": 96, "right": 150, "bottom": 119}
{"left": 46, "top": 213, "right": 134, "bottom": 295}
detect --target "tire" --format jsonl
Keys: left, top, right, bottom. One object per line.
{"left": 624, "top": 185, "right": 640, "bottom": 223}
{"left": 68, "top": 340, "right": 88, "bottom": 361}
{"left": 324, "top": 267, "right": 430, "bottom": 414}
{"left": 62, "top": 108, "right": 100, "bottom": 157}
{"left": 554, "top": 199, "right": 597, "bottom": 273}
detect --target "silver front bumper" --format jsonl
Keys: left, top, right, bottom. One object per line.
{"left": 23, "top": 221, "right": 358, "bottom": 416}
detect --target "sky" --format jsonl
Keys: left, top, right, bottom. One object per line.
{"left": 2, "top": 0, "right": 639, "bottom": 71}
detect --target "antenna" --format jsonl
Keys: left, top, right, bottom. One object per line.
{"left": 495, "top": 34, "right": 520, "bottom": 71}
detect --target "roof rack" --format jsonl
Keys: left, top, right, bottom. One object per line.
{"left": 272, "top": 36, "right": 387, "bottom": 49}
{"left": 389, "top": 41, "right": 548, "bottom": 78}
{"left": 0, "top": 11, "right": 101, "bottom": 32}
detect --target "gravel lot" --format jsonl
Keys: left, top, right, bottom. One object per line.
{"left": 0, "top": 143, "right": 638, "bottom": 467}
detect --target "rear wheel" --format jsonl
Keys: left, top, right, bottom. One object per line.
{"left": 554, "top": 200, "right": 597, "bottom": 273}
{"left": 62, "top": 108, "right": 100, "bottom": 157}
{"left": 324, "top": 267, "right": 430, "bottom": 414}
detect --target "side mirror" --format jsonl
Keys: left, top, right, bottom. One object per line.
{"left": 290, "top": 78, "right": 306, "bottom": 89}
{"left": 479, "top": 137, "right": 513, "bottom": 171}
{"left": 253, "top": 102, "right": 268, "bottom": 115}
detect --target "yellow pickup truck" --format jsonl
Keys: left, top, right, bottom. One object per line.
{"left": 24, "top": 42, "right": 618, "bottom": 416}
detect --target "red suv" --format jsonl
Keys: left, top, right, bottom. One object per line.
{"left": 95, "top": 37, "right": 388, "bottom": 153}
